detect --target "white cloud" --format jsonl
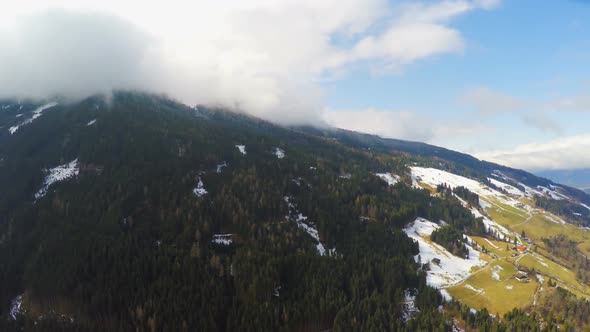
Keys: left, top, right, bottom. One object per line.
{"left": 460, "top": 86, "right": 523, "bottom": 114}
{"left": 476, "top": 134, "right": 590, "bottom": 170}
{"left": 322, "top": 108, "right": 490, "bottom": 144}
{"left": 323, "top": 109, "right": 434, "bottom": 141}
{"left": 551, "top": 94, "right": 590, "bottom": 112}
{"left": 0, "top": 1, "right": 499, "bottom": 124}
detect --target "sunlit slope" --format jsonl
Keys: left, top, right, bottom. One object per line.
{"left": 411, "top": 166, "right": 590, "bottom": 312}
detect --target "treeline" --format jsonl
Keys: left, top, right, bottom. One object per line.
{"left": 436, "top": 184, "right": 479, "bottom": 208}
{"left": 542, "top": 234, "right": 590, "bottom": 285}
{"left": 535, "top": 196, "right": 590, "bottom": 226}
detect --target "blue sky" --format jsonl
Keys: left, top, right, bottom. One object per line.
{"left": 324, "top": 0, "right": 590, "bottom": 169}
{"left": 0, "top": 0, "right": 589, "bottom": 170}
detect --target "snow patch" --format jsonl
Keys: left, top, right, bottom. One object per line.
{"left": 285, "top": 196, "right": 326, "bottom": 255}
{"left": 35, "top": 159, "right": 79, "bottom": 199}
{"left": 216, "top": 161, "right": 228, "bottom": 173}
{"left": 235, "top": 145, "right": 246, "bottom": 155}
{"left": 484, "top": 238, "right": 499, "bottom": 249}
{"left": 439, "top": 289, "right": 452, "bottom": 302}
{"left": 505, "top": 285, "right": 513, "bottom": 290}
{"left": 403, "top": 289, "right": 420, "bottom": 322}
{"left": 545, "top": 214, "right": 566, "bottom": 225}
{"left": 87, "top": 119, "right": 97, "bottom": 126}
{"left": 488, "top": 178, "right": 524, "bottom": 197}
{"left": 274, "top": 147, "right": 285, "bottom": 159}
{"left": 464, "top": 284, "right": 484, "bottom": 294}
{"left": 9, "top": 294, "right": 23, "bottom": 320}
{"left": 491, "top": 265, "right": 503, "bottom": 281}
{"left": 9, "top": 102, "right": 57, "bottom": 134}
{"left": 212, "top": 234, "right": 232, "bottom": 245}
{"left": 376, "top": 172, "right": 400, "bottom": 186}
{"left": 537, "top": 186, "right": 569, "bottom": 200}
{"left": 193, "top": 176, "right": 208, "bottom": 197}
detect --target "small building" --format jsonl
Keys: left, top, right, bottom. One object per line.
{"left": 515, "top": 270, "right": 530, "bottom": 283}
{"left": 516, "top": 245, "right": 527, "bottom": 252}
{"left": 515, "top": 275, "right": 531, "bottom": 283}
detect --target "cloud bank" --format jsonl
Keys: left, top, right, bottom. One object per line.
{"left": 0, "top": 0, "right": 498, "bottom": 124}
{"left": 476, "top": 135, "right": 590, "bottom": 170}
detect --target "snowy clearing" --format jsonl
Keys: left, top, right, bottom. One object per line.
{"left": 9, "top": 102, "right": 58, "bottom": 134}
{"left": 35, "top": 159, "right": 79, "bottom": 200}
{"left": 193, "top": 176, "right": 208, "bottom": 197}
{"left": 411, "top": 167, "right": 505, "bottom": 199}
{"left": 404, "top": 218, "right": 486, "bottom": 288}
{"left": 274, "top": 147, "right": 285, "bottom": 159}
{"left": 212, "top": 234, "right": 232, "bottom": 245}
{"left": 376, "top": 172, "right": 399, "bottom": 186}
{"left": 235, "top": 145, "right": 246, "bottom": 155}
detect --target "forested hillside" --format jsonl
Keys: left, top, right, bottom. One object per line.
{"left": 1, "top": 92, "right": 589, "bottom": 331}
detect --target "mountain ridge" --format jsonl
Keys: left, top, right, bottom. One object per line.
{"left": 1, "top": 91, "right": 590, "bottom": 331}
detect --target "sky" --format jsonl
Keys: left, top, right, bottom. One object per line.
{"left": 0, "top": 0, "right": 589, "bottom": 171}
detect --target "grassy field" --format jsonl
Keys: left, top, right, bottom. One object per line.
{"left": 447, "top": 259, "right": 537, "bottom": 315}
{"left": 515, "top": 253, "right": 590, "bottom": 297}
{"left": 470, "top": 236, "right": 513, "bottom": 259}
{"left": 446, "top": 183, "right": 590, "bottom": 311}
{"left": 483, "top": 198, "right": 528, "bottom": 228}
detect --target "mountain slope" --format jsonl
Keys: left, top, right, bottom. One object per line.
{"left": 1, "top": 92, "right": 589, "bottom": 331}
{"left": 298, "top": 126, "right": 590, "bottom": 224}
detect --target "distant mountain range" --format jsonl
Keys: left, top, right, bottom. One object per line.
{"left": 535, "top": 168, "right": 590, "bottom": 193}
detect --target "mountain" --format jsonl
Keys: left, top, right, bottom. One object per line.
{"left": 1, "top": 92, "right": 590, "bottom": 331}
{"left": 536, "top": 168, "right": 590, "bottom": 191}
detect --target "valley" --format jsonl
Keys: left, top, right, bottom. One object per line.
{"left": 410, "top": 166, "right": 590, "bottom": 318}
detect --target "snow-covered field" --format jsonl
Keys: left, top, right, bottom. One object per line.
{"left": 487, "top": 178, "right": 524, "bottom": 197}
{"left": 411, "top": 167, "right": 501, "bottom": 197}
{"left": 274, "top": 147, "right": 285, "bottom": 159}
{"left": 376, "top": 172, "right": 399, "bottom": 186}
{"left": 9, "top": 102, "right": 57, "bottom": 134}
{"left": 404, "top": 218, "right": 486, "bottom": 289}
{"left": 410, "top": 166, "right": 526, "bottom": 240}
{"left": 235, "top": 145, "right": 246, "bottom": 155}
{"left": 35, "top": 159, "right": 79, "bottom": 199}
